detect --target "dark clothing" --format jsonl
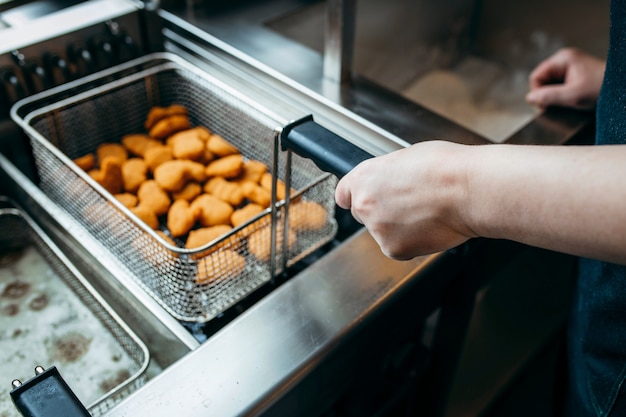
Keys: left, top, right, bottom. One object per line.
{"left": 567, "top": 1, "right": 626, "bottom": 415}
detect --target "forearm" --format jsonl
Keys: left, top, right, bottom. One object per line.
{"left": 464, "top": 143, "right": 626, "bottom": 264}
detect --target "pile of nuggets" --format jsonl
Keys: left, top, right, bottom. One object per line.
{"left": 72, "top": 104, "right": 329, "bottom": 285}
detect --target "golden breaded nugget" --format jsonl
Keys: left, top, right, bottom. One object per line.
{"left": 122, "top": 134, "right": 161, "bottom": 157}
{"left": 137, "top": 180, "right": 171, "bottom": 216}
{"left": 241, "top": 181, "right": 271, "bottom": 207}
{"left": 185, "top": 160, "right": 206, "bottom": 182}
{"left": 248, "top": 224, "right": 297, "bottom": 262}
{"left": 149, "top": 114, "right": 191, "bottom": 140}
{"left": 144, "top": 104, "right": 188, "bottom": 130}
{"left": 199, "top": 148, "right": 216, "bottom": 165}
{"left": 204, "top": 177, "right": 245, "bottom": 206}
{"left": 115, "top": 193, "right": 138, "bottom": 208}
{"left": 236, "top": 160, "right": 267, "bottom": 183}
{"left": 260, "top": 172, "right": 292, "bottom": 200}
{"left": 73, "top": 153, "right": 95, "bottom": 171}
{"left": 89, "top": 157, "right": 124, "bottom": 194}
{"left": 172, "top": 182, "right": 202, "bottom": 202}
{"left": 205, "top": 154, "right": 244, "bottom": 179}
{"left": 195, "top": 249, "right": 246, "bottom": 285}
{"left": 122, "top": 158, "right": 148, "bottom": 193}
{"left": 167, "top": 199, "right": 197, "bottom": 237}
{"left": 167, "top": 127, "right": 210, "bottom": 161}
{"left": 231, "top": 204, "right": 264, "bottom": 227}
{"left": 185, "top": 225, "right": 233, "bottom": 249}
{"left": 154, "top": 160, "right": 206, "bottom": 192}
{"left": 289, "top": 200, "right": 328, "bottom": 232}
{"left": 144, "top": 145, "right": 174, "bottom": 172}
{"left": 131, "top": 205, "right": 159, "bottom": 229}
{"left": 206, "top": 133, "right": 239, "bottom": 157}
{"left": 97, "top": 143, "right": 128, "bottom": 164}
{"left": 191, "top": 194, "right": 234, "bottom": 227}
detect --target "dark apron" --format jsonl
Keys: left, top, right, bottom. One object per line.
{"left": 566, "top": 1, "right": 626, "bottom": 415}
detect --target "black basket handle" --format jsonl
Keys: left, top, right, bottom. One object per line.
{"left": 281, "top": 116, "right": 373, "bottom": 178}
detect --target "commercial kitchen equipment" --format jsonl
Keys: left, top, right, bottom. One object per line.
{"left": 0, "top": 0, "right": 600, "bottom": 415}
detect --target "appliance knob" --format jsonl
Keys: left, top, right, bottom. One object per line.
{"left": 117, "top": 32, "right": 139, "bottom": 62}
{"left": 10, "top": 50, "right": 34, "bottom": 95}
{"left": 45, "top": 53, "right": 74, "bottom": 85}
{"left": 28, "top": 61, "right": 50, "bottom": 93}
{"left": 0, "top": 67, "right": 26, "bottom": 115}
{"left": 89, "top": 36, "right": 118, "bottom": 69}
{"left": 67, "top": 44, "right": 96, "bottom": 76}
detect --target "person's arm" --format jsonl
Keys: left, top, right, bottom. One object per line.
{"left": 335, "top": 141, "right": 626, "bottom": 265}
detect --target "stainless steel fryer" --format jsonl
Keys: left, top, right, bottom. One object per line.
{"left": 10, "top": 53, "right": 339, "bottom": 323}
{"left": 0, "top": 197, "right": 150, "bottom": 417}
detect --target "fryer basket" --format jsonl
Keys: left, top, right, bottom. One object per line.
{"left": 11, "top": 53, "right": 338, "bottom": 323}
{"left": 0, "top": 197, "right": 149, "bottom": 417}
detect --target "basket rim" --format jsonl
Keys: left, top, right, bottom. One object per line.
{"left": 9, "top": 53, "right": 297, "bottom": 255}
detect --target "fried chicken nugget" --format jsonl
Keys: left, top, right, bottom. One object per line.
{"left": 130, "top": 205, "right": 159, "bottom": 229}
{"left": 206, "top": 133, "right": 239, "bottom": 157}
{"left": 167, "top": 199, "right": 197, "bottom": 237}
{"left": 73, "top": 153, "right": 95, "bottom": 171}
{"left": 260, "top": 172, "right": 292, "bottom": 200}
{"left": 122, "top": 134, "right": 162, "bottom": 157}
{"left": 97, "top": 143, "right": 128, "bottom": 165}
{"left": 149, "top": 114, "right": 191, "bottom": 141}
{"left": 205, "top": 154, "right": 244, "bottom": 179}
{"left": 144, "top": 145, "right": 174, "bottom": 172}
{"left": 241, "top": 180, "right": 271, "bottom": 207}
{"left": 89, "top": 157, "right": 124, "bottom": 194}
{"left": 115, "top": 193, "right": 138, "bottom": 208}
{"left": 231, "top": 203, "right": 265, "bottom": 227}
{"left": 191, "top": 194, "right": 234, "bottom": 227}
{"left": 137, "top": 180, "right": 171, "bottom": 216}
{"left": 247, "top": 224, "right": 297, "bottom": 262}
{"left": 172, "top": 182, "right": 203, "bottom": 202}
{"left": 289, "top": 200, "right": 328, "bottom": 232}
{"left": 204, "top": 176, "right": 245, "bottom": 206}
{"left": 122, "top": 158, "right": 148, "bottom": 193}
{"left": 185, "top": 225, "right": 233, "bottom": 249}
{"left": 167, "top": 127, "right": 211, "bottom": 161}
{"left": 236, "top": 160, "right": 267, "bottom": 183}
{"left": 144, "top": 104, "right": 188, "bottom": 130}
{"left": 153, "top": 160, "right": 206, "bottom": 192}
{"left": 195, "top": 249, "right": 246, "bottom": 285}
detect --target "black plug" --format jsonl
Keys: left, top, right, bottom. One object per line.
{"left": 10, "top": 366, "right": 91, "bottom": 417}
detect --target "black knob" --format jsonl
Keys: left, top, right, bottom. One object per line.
{"left": 117, "top": 33, "right": 139, "bottom": 62}
{"left": 1, "top": 67, "right": 26, "bottom": 102}
{"left": 44, "top": 53, "right": 74, "bottom": 85}
{"left": 67, "top": 43, "right": 96, "bottom": 76}
{"left": 28, "top": 61, "right": 50, "bottom": 93}
{"left": 0, "top": 67, "right": 26, "bottom": 115}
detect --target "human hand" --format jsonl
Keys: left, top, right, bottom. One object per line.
{"left": 335, "top": 141, "right": 476, "bottom": 260}
{"left": 526, "top": 47, "right": 605, "bottom": 110}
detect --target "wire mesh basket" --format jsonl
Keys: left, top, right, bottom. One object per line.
{"left": 0, "top": 197, "right": 149, "bottom": 417}
{"left": 11, "top": 53, "right": 338, "bottom": 323}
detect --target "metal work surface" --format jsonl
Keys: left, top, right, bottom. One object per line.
{"left": 105, "top": 229, "right": 444, "bottom": 417}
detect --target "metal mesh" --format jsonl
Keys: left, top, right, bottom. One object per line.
{"left": 0, "top": 200, "right": 149, "bottom": 416}
{"left": 15, "top": 55, "right": 338, "bottom": 322}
